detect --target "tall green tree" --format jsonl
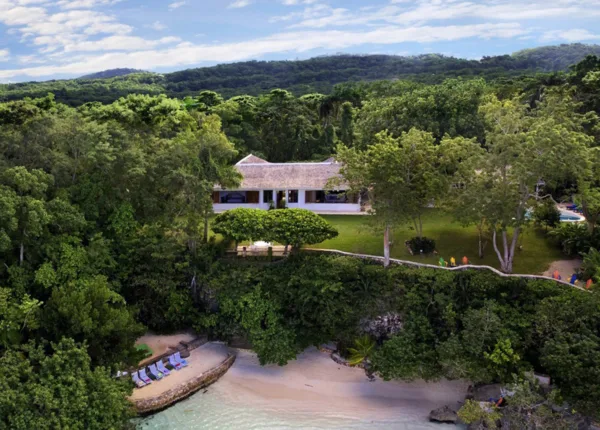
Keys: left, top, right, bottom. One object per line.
{"left": 477, "top": 91, "right": 591, "bottom": 273}
{"left": 0, "top": 339, "right": 134, "bottom": 430}
{"left": 335, "top": 129, "right": 454, "bottom": 266}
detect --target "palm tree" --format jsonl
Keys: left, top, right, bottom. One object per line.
{"left": 347, "top": 335, "right": 376, "bottom": 366}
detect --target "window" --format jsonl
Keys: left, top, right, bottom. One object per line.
{"left": 263, "top": 190, "right": 273, "bottom": 203}
{"left": 247, "top": 191, "right": 259, "bottom": 204}
{"left": 287, "top": 190, "right": 298, "bottom": 203}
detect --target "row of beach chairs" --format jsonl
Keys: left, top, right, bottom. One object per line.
{"left": 132, "top": 351, "right": 189, "bottom": 388}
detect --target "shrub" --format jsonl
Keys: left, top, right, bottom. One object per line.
{"left": 548, "top": 223, "right": 600, "bottom": 256}
{"left": 581, "top": 248, "right": 600, "bottom": 282}
{"left": 406, "top": 236, "right": 436, "bottom": 254}
{"left": 533, "top": 200, "right": 561, "bottom": 230}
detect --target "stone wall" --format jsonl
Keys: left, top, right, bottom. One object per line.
{"left": 132, "top": 353, "right": 236, "bottom": 415}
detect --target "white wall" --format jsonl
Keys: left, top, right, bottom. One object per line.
{"left": 213, "top": 203, "right": 269, "bottom": 212}
{"left": 213, "top": 189, "right": 361, "bottom": 213}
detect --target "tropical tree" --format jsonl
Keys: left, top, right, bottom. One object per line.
{"left": 0, "top": 339, "right": 134, "bottom": 430}
{"left": 212, "top": 208, "right": 266, "bottom": 250}
{"left": 265, "top": 209, "right": 338, "bottom": 255}
{"left": 0, "top": 167, "right": 53, "bottom": 265}
{"left": 477, "top": 91, "right": 591, "bottom": 273}
{"left": 335, "top": 129, "right": 455, "bottom": 266}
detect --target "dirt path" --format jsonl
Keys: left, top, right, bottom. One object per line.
{"left": 542, "top": 259, "right": 582, "bottom": 279}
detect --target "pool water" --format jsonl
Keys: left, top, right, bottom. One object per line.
{"left": 135, "top": 382, "right": 464, "bottom": 430}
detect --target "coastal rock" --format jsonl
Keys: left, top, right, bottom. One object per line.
{"left": 360, "top": 312, "right": 403, "bottom": 340}
{"left": 472, "top": 384, "right": 503, "bottom": 401}
{"left": 429, "top": 405, "right": 458, "bottom": 424}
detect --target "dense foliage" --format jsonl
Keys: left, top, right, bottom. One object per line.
{"left": 199, "top": 254, "right": 600, "bottom": 418}
{"left": 2, "top": 44, "right": 600, "bottom": 105}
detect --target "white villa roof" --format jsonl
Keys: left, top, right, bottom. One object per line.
{"left": 218, "top": 154, "right": 347, "bottom": 190}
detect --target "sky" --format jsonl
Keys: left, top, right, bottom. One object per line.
{"left": 0, "top": 0, "right": 599, "bottom": 83}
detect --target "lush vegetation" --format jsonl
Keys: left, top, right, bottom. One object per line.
{"left": 200, "top": 254, "right": 600, "bottom": 418}
{"left": 1, "top": 49, "right": 600, "bottom": 427}
{"left": 2, "top": 43, "right": 600, "bottom": 105}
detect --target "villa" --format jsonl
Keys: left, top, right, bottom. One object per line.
{"left": 212, "top": 154, "right": 361, "bottom": 213}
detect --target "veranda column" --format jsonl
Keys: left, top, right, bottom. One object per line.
{"left": 259, "top": 190, "right": 264, "bottom": 208}
{"left": 298, "top": 189, "right": 306, "bottom": 208}
{"left": 273, "top": 189, "right": 277, "bottom": 208}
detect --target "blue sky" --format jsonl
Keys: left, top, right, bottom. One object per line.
{"left": 0, "top": 0, "right": 599, "bottom": 82}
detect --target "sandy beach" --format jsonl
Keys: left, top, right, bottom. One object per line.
{"left": 217, "top": 346, "right": 469, "bottom": 422}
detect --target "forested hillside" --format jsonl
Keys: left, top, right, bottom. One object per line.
{"left": 79, "top": 68, "right": 146, "bottom": 79}
{"left": 1, "top": 43, "right": 599, "bottom": 106}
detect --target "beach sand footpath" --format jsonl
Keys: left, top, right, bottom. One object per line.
{"left": 217, "top": 346, "right": 469, "bottom": 423}
{"left": 135, "top": 331, "right": 196, "bottom": 361}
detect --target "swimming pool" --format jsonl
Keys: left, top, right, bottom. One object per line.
{"left": 559, "top": 210, "right": 585, "bottom": 222}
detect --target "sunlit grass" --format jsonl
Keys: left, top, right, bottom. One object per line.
{"left": 309, "top": 210, "right": 562, "bottom": 275}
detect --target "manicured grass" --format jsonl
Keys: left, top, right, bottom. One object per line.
{"left": 310, "top": 210, "right": 563, "bottom": 275}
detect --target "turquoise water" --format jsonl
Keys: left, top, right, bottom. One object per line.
{"left": 135, "top": 382, "right": 463, "bottom": 430}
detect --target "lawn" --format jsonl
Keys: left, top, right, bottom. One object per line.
{"left": 310, "top": 210, "right": 563, "bottom": 275}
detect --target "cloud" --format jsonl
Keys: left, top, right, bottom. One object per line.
{"left": 168, "top": 1, "right": 186, "bottom": 10}
{"left": 56, "top": 0, "right": 123, "bottom": 9}
{"left": 0, "top": 22, "right": 529, "bottom": 79}
{"left": 62, "top": 35, "right": 181, "bottom": 52}
{"left": 0, "top": 49, "right": 10, "bottom": 62}
{"left": 148, "top": 21, "right": 167, "bottom": 31}
{"left": 282, "top": 0, "right": 600, "bottom": 29}
{"left": 228, "top": 0, "right": 252, "bottom": 8}
{"left": 541, "top": 28, "right": 600, "bottom": 42}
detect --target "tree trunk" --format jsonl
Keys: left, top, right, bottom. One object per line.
{"left": 492, "top": 227, "right": 520, "bottom": 273}
{"left": 383, "top": 223, "right": 391, "bottom": 267}
{"left": 203, "top": 215, "right": 209, "bottom": 243}
{"left": 284, "top": 244, "right": 289, "bottom": 255}
{"left": 478, "top": 229, "right": 483, "bottom": 259}
{"left": 19, "top": 242, "right": 24, "bottom": 266}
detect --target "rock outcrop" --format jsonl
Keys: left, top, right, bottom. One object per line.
{"left": 429, "top": 405, "right": 458, "bottom": 424}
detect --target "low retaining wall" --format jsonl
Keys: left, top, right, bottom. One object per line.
{"left": 132, "top": 353, "right": 236, "bottom": 415}
{"left": 304, "top": 248, "right": 587, "bottom": 292}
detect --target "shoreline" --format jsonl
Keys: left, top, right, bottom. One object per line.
{"left": 220, "top": 347, "right": 468, "bottom": 421}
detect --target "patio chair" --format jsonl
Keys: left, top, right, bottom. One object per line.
{"left": 168, "top": 355, "right": 182, "bottom": 370}
{"left": 174, "top": 351, "right": 189, "bottom": 367}
{"left": 138, "top": 368, "right": 152, "bottom": 384}
{"left": 132, "top": 371, "right": 146, "bottom": 388}
{"left": 156, "top": 360, "right": 171, "bottom": 376}
{"left": 148, "top": 363, "right": 163, "bottom": 380}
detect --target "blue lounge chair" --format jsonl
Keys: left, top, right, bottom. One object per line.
{"left": 148, "top": 363, "right": 163, "bottom": 380}
{"left": 174, "top": 351, "right": 189, "bottom": 367}
{"left": 132, "top": 371, "right": 146, "bottom": 388}
{"left": 168, "top": 355, "right": 182, "bottom": 370}
{"left": 139, "top": 368, "right": 152, "bottom": 384}
{"left": 156, "top": 360, "right": 171, "bottom": 376}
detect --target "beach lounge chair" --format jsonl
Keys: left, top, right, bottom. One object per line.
{"left": 174, "top": 351, "right": 189, "bottom": 367}
{"left": 139, "top": 368, "right": 152, "bottom": 384}
{"left": 148, "top": 363, "right": 163, "bottom": 380}
{"left": 168, "top": 355, "right": 182, "bottom": 370}
{"left": 156, "top": 360, "right": 171, "bottom": 376}
{"left": 132, "top": 371, "right": 146, "bottom": 388}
